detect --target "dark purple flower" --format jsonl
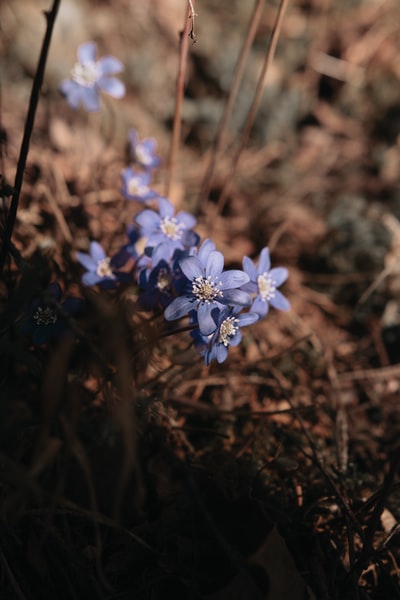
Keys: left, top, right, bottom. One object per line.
{"left": 134, "top": 197, "right": 199, "bottom": 252}
{"left": 191, "top": 307, "right": 259, "bottom": 365}
{"left": 76, "top": 241, "right": 130, "bottom": 288}
{"left": 20, "top": 282, "right": 83, "bottom": 345}
{"left": 60, "top": 42, "right": 125, "bottom": 112}
{"left": 242, "top": 247, "right": 290, "bottom": 317}
{"left": 164, "top": 242, "right": 251, "bottom": 335}
{"left": 129, "top": 129, "right": 161, "bottom": 170}
{"left": 138, "top": 243, "right": 175, "bottom": 310}
{"left": 121, "top": 167, "right": 158, "bottom": 202}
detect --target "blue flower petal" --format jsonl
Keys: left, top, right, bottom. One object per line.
{"left": 216, "top": 344, "right": 229, "bottom": 363}
{"left": 82, "top": 87, "right": 101, "bottom": 112}
{"left": 179, "top": 256, "right": 203, "bottom": 281}
{"left": 98, "top": 77, "right": 125, "bottom": 99}
{"left": 258, "top": 247, "right": 271, "bottom": 273}
{"left": 270, "top": 290, "right": 290, "bottom": 311}
{"left": 135, "top": 209, "right": 160, "bottom": 231}
{"left": 176, "top": 211, "right": 196, "bottom": 229}
{"left": 98, "top": 56, "right": 124, "bottom": 75}
{"left": 197, "top": 239, "right": 216, "bottom": 264}
{"left": 157, "top": 197, "right": 174, "bottom": 218}
{"left": 269, "top": 267, "right": 289, "bottom": 286}
{"left": 240, "top": 281, "right": 258, "bottom": 294}
{"left": 242, "top": 256, "right": 257, "bottom": 281}
{"left": 219, "top": 269, "right": 249, "bottom": 290}
{"left": 46, "top": 281, "right": 63, "bottom": 302}
{"left": 76, "top": 252, "right": 96, "bottom": 272}
{"left": 164, "top": 295, "right": 196, "bottom": 321}
{"left": 90, "top": 241, "right": 106, "bottom": 262}
{"left": 220, "top": 288, "right": 252, "bottom": 307}
{"left": 228, "top": 330, "right": 242, "bottom": 347}
{"left": 77, "top": 41, "right": 97, "bottom": 64}
{"left": 251, "top": 295, "right": 269, "bottom": 317}
{"left": 206, "top": 251, "right": 223, "bottom": 278}
{"left": 237, "top": 312, "right": 259, "bottom": 326}
{"left": 197, "top": 302, "right": 218, "bottom": 335}
{"left": 82, "top": 272, "right": 101, "bottom": 286}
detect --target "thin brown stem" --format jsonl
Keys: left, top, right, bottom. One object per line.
{"left": 164, "top": 1, "right": 195, "bottom": 198}
{"left": 199, "top": 0, "right": 266, "bottom": 211}
{"left": 216, "top": 0, "right": 289, "bottom": 215}
{"left": 0, "top": 0, "right": 61, "bottom": 274}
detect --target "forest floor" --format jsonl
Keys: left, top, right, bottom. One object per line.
{"left": 1, "top": 0, "right": 400, "bottom": 598}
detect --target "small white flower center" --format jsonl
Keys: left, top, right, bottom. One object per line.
{"left": 33, "top": 306, "right": 58, "bottom": 326}
{"left": 127, "top": 177, "right": 148, "bottom": 197}
{"left": 135, "top": 145, "right": 152, "bottom": 166}
{"left": 218, "top": 316, "right": 239, "bottom": 346}
{"left": 192, "top": 276, "right": 223, "bottom": 303}
{"left": 157, "top": 269, "right": 171, "bottom": 292}
{"left": 257, "top": 272, "right": 276, "bottom": 301}
{"left": 160, "top": 217, "right": 184, "bottom": 241}
{"left": 71, "top": 61, "right": 100, "bottom": 87}
{"left": 96, "top": 257, "right": 115, "bottom": 278}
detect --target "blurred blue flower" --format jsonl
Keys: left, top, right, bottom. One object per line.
{"left": 20, "top": 282, "right": 83, "bottom": 345}
{"left": 242, "top": 247, "right": 290, "bottom": 317}
{"left": 129, "top": 130, "right": 161, "bottom": 170}
{"left": 121, "top": 167, "right": 158, "bottom": 202}
{"left": 60, "top": 42, "right": 125, "bottom": 112}
{"left": 164, "top": 243, "right": 251, "bottom": 335}
{"left": 191, "top": 307, "right": 259, "bottom": 365}
{"left": 76, "top": 241, "right": 131, "bottom": 288}
{"left": 134, "top": 197, "right": 199, "bottom": 252}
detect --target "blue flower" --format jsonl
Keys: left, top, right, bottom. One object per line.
{"left": 60, "top": 42, "right": 125, "bottom": 112}
{"left": 129, "top": 130, "right": 161, "bottom": 170}
{"left": 20, "top": 282, "right": 84, "bottom": 345}
{"left": 242, "top": 247, "right": 290, "bottom": 317}
{"left": 134, "top": 197, "right": 199, "bottom": 252}
{"left": 76, "top": 242, "right": 131, "bottom": 288}
{"left": 121, "top": 167, "right": 158, "bottom": 202}
{"left": 191, "top": 307, "right": 259, "bottom": 365}
{"left": 164, "top": 242, "right": 251, "bottom": 335}
{"left": 137, "top": 243, "right": 175, "bottom": 310}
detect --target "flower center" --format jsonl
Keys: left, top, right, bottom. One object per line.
{"left": 157, "top": 268, "right": 171, "bottom": 292}
{"left": 218, "top": 316, "right": 239, "bottom": 346}
{"left": 257, "top": 273, "right": 276, "bottom": 301}
{"left": 192, "top": 276, "right": 223, "bottom": 304}
{"left": 96, "top": 257, "right": 115, "bottom": 278}
{"left": 127, "top": 177, "right": 148, "bottom": 198}
{"left": 33, "top": 306, "right": 58, "bottom": 326}
{"left": 71, "top": 61, "right": 100, "bottom": 87}
{"left": 160, "top": 217, "right": 184, "bottom": 240}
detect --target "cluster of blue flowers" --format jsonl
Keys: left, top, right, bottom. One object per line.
{"left": 23, "top": 42, "right": 290, "bottom": 364}
{"left": 75, "top": 125, "right": 290, "bottom": 364}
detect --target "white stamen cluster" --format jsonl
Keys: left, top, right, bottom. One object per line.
{"left": 33, "top": 306, "right": 57, "bottom": 326}
{"left": 257, "top": 272, "right": 276, "bottom": 301}
{"left": 160, "top": 216, "right": 184, "bottom": 240}
{"left": 192, "top": 276, "right": 223, "bottom": 303}
{"left": 157, "top": 269, "right": 171, "bottom": 292}
{"left": 71, "top": 61, "right": 100, "bottom": 87}
{"left": 127, "top": 177, "right": 148, "bottom": 197}
{"left": 96, "top": 257, "right": 115, "bottom": 278}
{"left": 218, "top": 316, "right": 239, "bottom": 346}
